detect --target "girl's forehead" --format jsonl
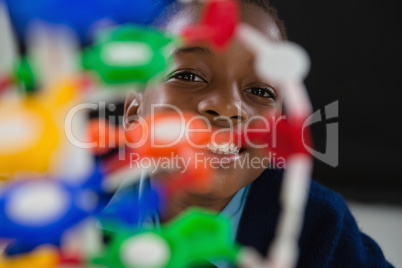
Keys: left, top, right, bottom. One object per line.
{"left": 164, "top": 2, "right": 282, "bottom": 42}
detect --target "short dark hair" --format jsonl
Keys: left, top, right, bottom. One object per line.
{"left": 152, "top": 0, "right": 287, "bottom": 40}
{"left": 240, "top": 0, "right": 287, "bottom": 40}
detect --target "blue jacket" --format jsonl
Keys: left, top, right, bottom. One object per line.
{"left": 236, "top": 168, "right": 394, "bottom": 267}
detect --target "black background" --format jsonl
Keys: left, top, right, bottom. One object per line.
{"left": 269, "top": 0, "right": 401, "bottom": 204}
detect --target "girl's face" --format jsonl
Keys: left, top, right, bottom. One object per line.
{"left": 125, "top": 3, "right": 284, "bottom": 200}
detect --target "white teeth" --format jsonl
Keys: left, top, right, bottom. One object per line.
{"left": 207, "top": 142, "right": 240, "bottom": 155}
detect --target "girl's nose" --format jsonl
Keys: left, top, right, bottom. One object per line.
{"left": 197, "top": 88, "right": 248, "bottom": 127}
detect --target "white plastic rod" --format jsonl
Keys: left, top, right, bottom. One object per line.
{"left": 266, "top": 155, "right": 313, "bottom": 268}
{"left": 236, "top": 23, "right": 310, "bottom": 84}
{"left": 282, "top": 80, "right": 313, "bottom": 119}
{"left": 0, "top": 1, "right": 18, "bottom": 74}
{"left": 26, "top": 22, "right": 79, "bottom": 89}
{"left": 236, "top": 22, "right": 315, "bottom": 268}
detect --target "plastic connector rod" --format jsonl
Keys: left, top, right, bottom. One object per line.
{"left": 0, "top": 1, "right": 18, "bottom": 75}
{"left": 266, "top": 155, "right": 313, "bottom": 268}
{"left": 26, "top": 22, "right": 79, "bottom": 89}
{"left": 236, "top": 23, "right": 310, "bottom": 83}
{"left": 282, "top": 81, "right": 313, "bottom": 122}
{"left": 235, "top": 21, "right": 315, "bottom": 268}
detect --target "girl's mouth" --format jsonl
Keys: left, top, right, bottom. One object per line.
{"left": 206, "top": 142, "right": 247, "bottom": 164}
{"left": 207, "top": 142, "right": 246, "bottom": 155}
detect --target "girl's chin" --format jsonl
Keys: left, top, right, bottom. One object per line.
{"left": 186, "top": 172, "right": 243, "bottom": 199}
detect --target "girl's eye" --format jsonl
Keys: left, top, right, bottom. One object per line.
{"left": 170, "top": 71, "right": 205, "bottom": 82}
{"left": 245, "top": 88, "right": 277, "bottom": 99}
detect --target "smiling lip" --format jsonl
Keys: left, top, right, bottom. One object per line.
{"left": 203, "top": 141, "right": 247, "bottom": 164}
{"left": 209, "top": 150, "right": 247, "bottom": 164}
{"left": 204, "top": 147, "right": 248, "bottom": 164}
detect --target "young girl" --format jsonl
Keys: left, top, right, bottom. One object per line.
{"left": 122, "top": 0, "right": 393, "bottom": 267}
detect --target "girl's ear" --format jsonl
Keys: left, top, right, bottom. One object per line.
{"left": 124, "top": 92, "right": 142, "bottom": 127}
